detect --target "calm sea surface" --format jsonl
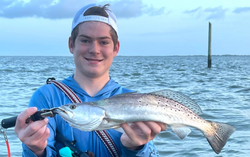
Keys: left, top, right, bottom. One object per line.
{"left": 0, "top": 56, "right": 249, "bottom": 157}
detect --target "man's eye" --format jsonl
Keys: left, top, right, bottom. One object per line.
{"left": 100, "top": 41, "right": 109, "bottom": 45}
{"left": 81, "top": 40, "right": 90, "bottom": 43}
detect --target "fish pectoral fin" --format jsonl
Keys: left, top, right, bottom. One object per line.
{"left": 115, "top": 127, "right": 125, "bottom": 133}
{"left": 110, "top": 118, "right": 126, "bottom": 124}
{"left": 171, "top": 125, "right": 192, "bottom": 140}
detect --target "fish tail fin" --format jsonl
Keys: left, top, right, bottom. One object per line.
{"left": 205, "top": 121, "right": 235, "bottom": 154}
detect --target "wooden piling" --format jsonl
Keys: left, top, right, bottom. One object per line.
{"left": 208, "top": 22, "right": 212, "bottom": 68}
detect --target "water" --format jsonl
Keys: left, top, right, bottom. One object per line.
{"left": 0, "top": 56, "right": 249, "bottom": 157}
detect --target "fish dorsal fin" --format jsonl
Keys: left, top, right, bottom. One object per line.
{"left": 150, "top": 89, "right": 202, "bottom": 115}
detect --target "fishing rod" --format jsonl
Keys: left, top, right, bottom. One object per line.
{"left": 0, "top": 109, "right": 91, "bottom": 157}
{"left": 0, "top": 110, "right": 52, "bottom": 157}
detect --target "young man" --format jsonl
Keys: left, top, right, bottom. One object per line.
{"left": 15, "top": 3, "right": 166, "bottom": 157}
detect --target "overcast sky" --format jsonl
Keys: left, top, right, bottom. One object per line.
{"left": 0, "top": 0, "right": 249, "bottom": 56}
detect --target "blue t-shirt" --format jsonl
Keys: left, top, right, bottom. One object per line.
{"left": 22, "top": 76, "right": 158, "bottom": 157}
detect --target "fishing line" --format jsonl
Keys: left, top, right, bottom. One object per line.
{"left": 1, "top": 128, "right": 11, "bottom": 157}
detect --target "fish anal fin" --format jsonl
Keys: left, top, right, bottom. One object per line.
{"left": 171, "top": 125, "right": 192, "bottom": 140}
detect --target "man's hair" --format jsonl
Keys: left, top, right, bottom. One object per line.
{"left": 70, "top": 4, "right": 118, "bottom": 49}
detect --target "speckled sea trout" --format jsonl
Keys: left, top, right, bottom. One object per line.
{"left": 55, "top": 89, "right": 235, "bottom": 154}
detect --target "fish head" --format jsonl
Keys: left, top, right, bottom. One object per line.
{"left": 54, "top": 103, "right": 106, "bottom": 131}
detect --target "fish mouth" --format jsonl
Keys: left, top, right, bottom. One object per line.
{"left": 54, "top": 107, "right": 74, "bottom": 118}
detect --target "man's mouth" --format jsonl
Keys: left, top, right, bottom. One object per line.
{"left": 85, "top": 58, "right": 103, "bottom": 62}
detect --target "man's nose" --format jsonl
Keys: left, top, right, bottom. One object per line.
{"left": 89, "top": 41, "right": 100, "bottom": 54}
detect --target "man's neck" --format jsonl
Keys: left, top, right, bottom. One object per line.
{"left": 73, "top": 73, "right": 110, "bottom": 97}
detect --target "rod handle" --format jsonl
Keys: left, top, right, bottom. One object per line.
{"left": 1, "top": 111, "right": 46, "bottom": 129}
{"left": 1, "top": 116, "right": 18, "bottom": 129}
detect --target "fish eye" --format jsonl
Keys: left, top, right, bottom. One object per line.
{"left": 69, "top": 105, "right": 76, "bottom": 110}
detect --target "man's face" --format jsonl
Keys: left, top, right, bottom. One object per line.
{"left": 69, "top": 21, "right": 119, "bottom": 79}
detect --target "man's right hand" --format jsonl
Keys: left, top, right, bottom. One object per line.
{"left": 14, "top": 107, "right": 50, "bottom": 157}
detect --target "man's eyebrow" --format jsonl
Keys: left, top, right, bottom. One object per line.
{"left": 99, "top": 36, "right": 111, "bottom": 40}
{"left": 78, "top": 34, "right": 111, "bottom": 39}
{"left": 78, "top": 35, "right": 91, "bottom": 39}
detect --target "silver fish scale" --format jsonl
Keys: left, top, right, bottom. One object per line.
{"left": 99, "top": 93, "right": 206, "bottom": 128}
{"left": 144, "top": 94, "right": 204, "bottom": 124}
{"left": 150, "top": 89, "right": 202, "bottom": 115}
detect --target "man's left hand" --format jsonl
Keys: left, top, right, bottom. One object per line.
{"left": 120, "top": 121, "right": 167, "bottom": 150}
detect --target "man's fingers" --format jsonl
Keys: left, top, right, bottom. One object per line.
{"left": 157, "top": 122, "right": 167, "bottom": 131}
{"left": 25, "top": 127, "right": 50, "bottom": 154}
{"left": 24, "top": 118, "right": 49, "bottom": 137}
{"left": 133, "top": 122, "right": 152, "bottom": 137}
{"left": 121, "top": 123, "right": 145, "bottom": 147}
{"left": 16, "top": 107, "right": 37, "bottom": 123}
{"left": 15, "top": 107, "right": 37, "bottom": 130}
{"left": 145, "top": 121, "right": 166, "bottom": 138}
{"left": 28, "top": 124, "right": 50, "bottom": 145}
{"left": 120, "top": 122, "right": 166, "bottom": 149}
{"left": 121, "top": 123, "right": 137, "bottom": 140}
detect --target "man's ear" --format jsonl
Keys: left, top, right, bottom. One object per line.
{"left": 68, "top": 36, "right": 74, "bottom": 54}
{"left": 113, "top": 41, "right": 120, "bottom": 57}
